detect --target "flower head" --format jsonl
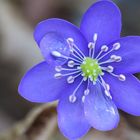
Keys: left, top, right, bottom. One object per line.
{"left": 19, "top": 1, "right": 140, "bottom": 139}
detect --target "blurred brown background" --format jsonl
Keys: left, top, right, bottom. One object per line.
{"left": 0, "top": 0, "right": 140, "bottom": 140}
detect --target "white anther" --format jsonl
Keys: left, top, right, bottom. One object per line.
{"left": 54, "top": 73, "right": 62, "bottom": 79}
{"left": 113, "top": 42, "right": 121, "bottom": 50}
{"left": 68, "top": 60, "right": 75, "bottom": 67}
{"left": 105, "top": 84, "right": 110, "bottom": 91}
{"left": 106, "top": 66, "right": 114, "bottom": 73}
{"left": 69, "top": 95, "right": 77, "bottom": 103}
{"left": 51, "top": 51, "right": 61, "bottom": 57}
{"left": 67, "top": 76, "right": 75, "bottom": 84}
{"left": 110, "top": 55, "right": 117, "bottom": 60}
{"left": 110, "top": 55, "right": 122, "bottom": 62}
{"left": 105, "top": 90, "right": 112, "bottom": 99}
{"left": 55, "top": 66, "right": 62, "bottom": 72}
{"left": 67, "top": 38, "right": 74, "bottom": 44}
{"left": 82, "top": 96, "right": 86, "bottom": 103}
{"left": 101, "top": 45, "right": 109, "bottom": 52}
{"left": 84, "top": 89, "right": 90, "bottom": 95}
{"left": 115, "top": 56, "right": 122, "bottom": 62}
{"left": 93, "top": 33, "right": 98, "bottom": 42}
{"left": 70, "top": 48, "right": 74, "bottom": 53}
{"left": 88, "top": 42, "right": 95, "bottom": 49}
{"left": 118, "top": 74, "right": 126, "bottom": 81}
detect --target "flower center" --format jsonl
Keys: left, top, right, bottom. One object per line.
{"left": 80, "top": 57, "right": 102, "bottom": 81}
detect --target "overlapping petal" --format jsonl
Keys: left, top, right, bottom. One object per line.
{"left": 84, "top": 82, "right": 119, "bottom": 131}
{"left": 103, "top": 36, "right": 140, "bottom": 74}
{"left": 18, "top": 61, "right": 66, "bottom": 103}
{"left": 80, "top": 0, "right": 121, "bottom": 54}
{"left": 104, "top": 73, "right": 140, "bottom": 116}
{"left": 34, "top": 18, "right": 88, "bottom": 55}
{"left": 57, "top": 78, "right": 90, "bottom": 139}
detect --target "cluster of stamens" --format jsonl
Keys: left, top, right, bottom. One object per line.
{"left": 52, "top": 33, "right": 126, "bottom": 103}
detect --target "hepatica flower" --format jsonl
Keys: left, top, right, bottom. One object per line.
{"left": 18, "top": 0, "right": 140, "bottom": 139}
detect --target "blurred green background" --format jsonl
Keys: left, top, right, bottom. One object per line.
{"left": 0, "top": 0, "right": 140, "bottom": 139}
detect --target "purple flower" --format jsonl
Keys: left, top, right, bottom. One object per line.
{"left": 18, "top": 0, "right": 140, "bottom": 139}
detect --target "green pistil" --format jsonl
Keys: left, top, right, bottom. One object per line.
{"left": 80, "top": 57, "right": 102, "bottom": 81}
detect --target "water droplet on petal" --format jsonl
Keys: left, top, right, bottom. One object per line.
{"left": 39, "top": 32, "right": 70, "bottom": 65}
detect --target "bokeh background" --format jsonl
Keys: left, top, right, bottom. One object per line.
{"left": 0, "top": 0, "right": 140, "bottom": 140}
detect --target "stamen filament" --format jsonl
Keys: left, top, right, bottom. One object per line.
{"left": 91, "top": 33, "right": 98, "bottom": 58}
{"left": 72, "top": 45, "right": 85, "bottom": 59}
{"left": 61, "top": 70, "right": 81, "bottom": 77}
{"left": 84, "top": 78, "right": 90, "bottom": 96}
{"left": 61, "top": 54, "right": 82, "bottom": 63}
{"left": 69, "top": 78, "right": 84, "bottom": 103}
{"left": 99, "top": 59, "right": 114, "bottom": 65}
{"left": 97, "top": 48, "right": 114, "bottom": 61}
{"left": 67, "top": 38, "right": 85, "bottom": 59}
{"left": 71, "top": 51, "right": 84, "bottom": 62}
{"left": 95, "top": 45, "right": 109, "bottom": 59}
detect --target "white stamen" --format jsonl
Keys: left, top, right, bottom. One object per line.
{"left": 84, "top": 89, "right": 90, "bottom": 95}
{"left": 93, "top": 33, "right": 98, "bottom": 42}
{"left": 88, "top": 42, "right": 95, "bottom": 49}
{"left": 70, "top": 52, "right": 83, "bottom": 62}
{"left": 67, "top": 37, "right": 85, "bottom": 58}
{"left": 69, "top": 95, "right": 77, "bottom": 103}
{"left": 109, "top": 72, "right": 126, "bottom": 82}
{"left": 88, "top": 42, "right": 95, "bottom": 57}
{"left": 115, "top": 56, "right": 122, "bottom": 62}
{"left": 55, "top": 66, "right": 62, "bottom": 72}
{"left": 51, "top": 51, "right": 62, "bottom": 57}
{"left": 101, "top": 66, "right": 114, "bottom": 73}
{"left": 101, "top": 45, "right": 109, "bottom": 52}
{"left": 118, "top": 74, "right": 126, "bottom": 81}
{"left": 105, "top": 90, "right": 112, "bottom": 99}
{"left": 54, "top": 73, "right": 62, "bottom": 79}
{"left": 106, "top": 66, "right": 114, "bottom": 73}
{"left": 113, "top": 42, "right": 121, "bottom": 50}
{"left": 69, "top": 78, "right": 84, "bottom": 103}
{"left": 67, "top": 38, "right": 74, "bottom": 44}
{"left": 67, "top": 76, "right": 75, "bottom": 84}
{"left": 52, "top": 51, "right": 82, "bottom": 63}
{"left": 82, "top": 96, "right": 86, "bottom": 103}
{"left": 95, "top": 45, "right": 108, "bottom": 59}
{"left": 68, "top": 60, "right": 75, "bottom": 67}
{"left": 99, "top": 59, "right": 114, "bottom": 65}
{"left": 91, "top": 33, "right": 98, "bottom": 58}
{"left": 105, "top": 83, "right": 110, "bottom": 91}
{"left": 98, "top": 43, "right": 120, "bottom": 61}
{"left": 98, "top": 76, "right": 112, "bottom": 99}
{"left": 110, "top": 55, "right": 122, "bottom": 62}
{"left": 61, "top": 70, "right": 81, "bottom": 77}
